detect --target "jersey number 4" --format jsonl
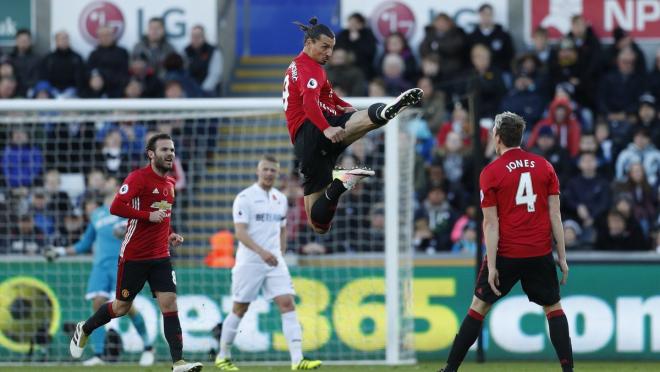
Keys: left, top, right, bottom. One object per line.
{"left": 282, "top": 74, "right": 290, "bottom": 111}
{"left": 516, "top": 172, "right": 537, "bottom": 212}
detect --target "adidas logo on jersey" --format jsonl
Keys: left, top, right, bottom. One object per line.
{"left": 153, "top": 188, "right": 159, "bottom": 194}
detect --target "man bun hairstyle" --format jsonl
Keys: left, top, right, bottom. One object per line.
{"left": 494, "top": 111, "right": 526, "bottom": 148}
{"left": 294, "top": 16, "right": 335, "bottom": 43}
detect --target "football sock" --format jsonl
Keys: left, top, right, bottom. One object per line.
{"left": 163, "top": 311, "right": 183, "bottom": 362}
{"left": 219, "top": 312, "right": 242, "bottom": 359}
{"left": 446, "top": 309, "right": 484, "bottom": 370}
{"left": 368, "top": 103, "right": 388, "bottom": 126}
{"left": 547, "top": 310, "right": 573, "bottom": 372}
{"left": 89, "top": 323, "right": 106, "bottom": 356}
{"left": 129, "top": 311, "right": 151, "bottom": 348}
{"left": 83, "top": 302, "right": 117, "bottom": 335}
{"left": 281, "top": 311, "right": 303, "bottom": 365}
{"left": 310, "top": 179, "right": 346, "bottom": 231}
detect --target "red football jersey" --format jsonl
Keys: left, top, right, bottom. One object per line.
{"left": 480, "top": 148, "right": 560, "bottom": 258}
{"left": 283, "top": 52, "right": 352, "bottom": 142}
{"left": 112, "top": 165, "right": 176, "bottom": 261}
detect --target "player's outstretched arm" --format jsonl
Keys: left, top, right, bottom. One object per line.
{"left": 483, "top": 206, "right": 501, "bottom": 296}
{"left": 549, "top": 195, "right": 569, "bottom": 285}
{"left": 235, "top": 223, "right": 278, "bottom": 267}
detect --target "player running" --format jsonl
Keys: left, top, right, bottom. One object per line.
{"left": 69, "top": 133, "right": 203, "bottom": 372}
{"left": 215, "top": 155, "right": 321, "bottom": 371}
{"left": 46, "top": 186, "right": 154, "bottom": 366}
{"left": 438, "top": 112, "right": 573, "bottom": 372}
{"left": 284, "top": 17, "right": 423, "bottom": 234}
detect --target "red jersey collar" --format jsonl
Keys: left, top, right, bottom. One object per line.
{"left": 297, "top": 51, "right": 318, "bottom": 65}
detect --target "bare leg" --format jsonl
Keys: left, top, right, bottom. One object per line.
{"left": 341, "top": 110, "right": 378, "bottom": 147}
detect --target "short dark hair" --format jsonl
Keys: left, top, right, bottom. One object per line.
{"left": 146, "top": 133, "right": 173, "bottom": 158}
{"left": 348, "top": 13, "right": 366, "bottom": 25}
{"left": 294, "top": 17, "right": 334, "bottom": 43}
{"left": 15, "top": 28, "right": 31, "bottom": 38}
{"left": 494, "top": 111, "right": 526, "bottom": 147}
{"left": 478, "top": 3, "right": 493, "bottom": 12}
{"left": 149, "top": 17, "right": 164, "bottom": 26}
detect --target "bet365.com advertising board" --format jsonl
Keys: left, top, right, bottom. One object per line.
{"left": 0, "top": 261, "right": 659, "bottom": 361}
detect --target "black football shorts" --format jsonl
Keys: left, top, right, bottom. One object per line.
{"left": 116, "top": 257, "right": 177, "bottom": 301}
{"left": 293, "top": 112, "right": 354, "bottom": 195}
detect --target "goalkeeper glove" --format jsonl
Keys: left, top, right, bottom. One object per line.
{"left": 45, "top": 246, "right": 67, "bottom": 262}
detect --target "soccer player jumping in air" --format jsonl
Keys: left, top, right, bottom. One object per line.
{"left": 69, "top": 133, "right": 203, "bottom": 372}
{"left": 284, "top": 17, "right": 423, "bottom": 234}
{"left": 438, "top": 112, "right": 573, "bottom": 372}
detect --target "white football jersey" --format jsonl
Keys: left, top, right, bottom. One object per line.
{"left": 232, "top": 183, "right": 288, "bottom": 266}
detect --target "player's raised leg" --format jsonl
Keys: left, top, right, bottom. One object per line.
{"left": 70, "top": 299, "right": 131, "bottom": 359}
{"left": 341, "top": 87, "right": 424, "bottom": 146}
{"left": 273, "top": 295, "right": 322, "bottom": 370}
{"left": 215, "top": 302, "right": 248, "bottom": 370}
{"left": 544, "top": 302, "right": 574, "bottom": 372}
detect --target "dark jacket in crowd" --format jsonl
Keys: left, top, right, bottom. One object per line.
{"left": 8, "top": 47, "right": 40, "bottom": 95}
{"left": 598, "top": 69, "right": 647, "bottom": 115}
{"left": 335, "top": 28, "right": 378, "bottom": 80}
{"left": 185, "top": 42, "right": 218, "bottom": 90}
{"left": 39, "top": 48, "right": 86, "bottom": 93}
{"left": 468, "top": 24, "right": 514, "bottom": 72}
{"left": 87, "top": 43, "right": 129, "bottom": 98}
{"left": 563, "top": 175, "right": 611, "bottom": 221}
{"left": 419, "top": 25, "right": 468, "bottom": 77}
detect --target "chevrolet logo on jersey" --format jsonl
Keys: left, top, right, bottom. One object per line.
{"left": 151, "top": 200, "right": 172, "bottom": 211}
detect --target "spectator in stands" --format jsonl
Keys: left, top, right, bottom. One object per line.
{"left": 419, "top": 54, "right": 444, "bottom": 88}
{"left": 419, "top": 13, "right": 467, "bottom": 78}
{"left": 2, "top": 127, "right": 43, "bottom": 188}
{"left": 416, "top": 76, "right": 446, "bottom": 131}
{"left": 163, "top": 52, "right": 204, "bottom": 98}
{"left": 436, "top": 100, "right": 489, "bottom": 153}
{"left": 8, "top": 29, "right": 40, "bottom": 96}
{"left": 416, "top": 185, "right": 457, "bottom": 251}
{"left": 615, "top": 127, "right": 660, "bottom": 186}
{"left": 377, "top": 32, "right": 418, "bottom": 83}
{"left": 527, "top": 97, "right": 582, "bottom": 157}
{"left": 380, "top": 53, "right": 413, "bottom": 96}
{"left": 87, "top": 26, "right": 129, "bottom": 98}
{"left": 596, "top": 208, "right": 646, "bottom": 251}
{"left": 29, "top": 188, "right": 55, "bottom": 237}
{"left": 567, "top": 15, "right": 601, "bottom": 88}
{"left": 436, "top": 132, "right": 473, "bottom": 207}
{"left": 451, "top": 221, "right": 478, "bottom": 255}
{"left": 185, "top": 25, "right": 222, "bottom": 96}
{"left": 598, "top": 47, "right": 646, "bottom": 122}
{"left": 43, "top": 169, "right": 71, "bottom": 217}
{"left": 468, "top": 3, "right": 514, "bottom": 72}
{"left": 602, "top": 27, "right": 646, "bottom": 75}
{"left": 413, "top": 215, "right": 439, "bottom": 254}
{"left": 549, "top": 38, "right": 593, "bottom": 112}
{"left": 529, "top": 26, "right": 555, "bottom": 71}
{"left": 163, "top": 79, "right": 185, "bottom": 99}
{"left": 326, "top": 47, "right": 366, "bottom": 96}
{"left": 635, "top": 93, "right": 660, "bottom": 147}
{"left": 0, "top": 77, "right": 17, "bottom": 99}
{"left": 96, "top": 130, "right": 130, "bottom": 177}
{"left": 51, "top": 209, "right": 84, "bottom": 247}
{"left": 466, "top": 44, "right": 507, "bottom": 120}
{"left": 4, "top": 213, "right": 46, "bottom": 255}
{"left": 595, "top": 119, "right": 616, "bottom": 176}
{"left": 649, "top": 49, "right": 660, "bottom": 103}
{"left": 612, "top": 162, "right": 656, "bottom": 236}
{"left": 529, "top": 126, "right": 572, "bottom": 183}
{"left": 29, "top": 80, "right": 55, "bottom": 99}
{"left": 79, "top": 169, "right": 105, "bottom": 208}
{"left": 39, "top": 31, "right": 86, "bottom": 97}
{"left": 128, "top": 56, "right": 163, "bottom": 97}
{"left": 367, "top": 78, "right": 386, "bottom": 97}
{"left": 132, "top": 17, "right": 175, "bottom": 78}
{"left": 563, "top": 219, "right": 583, "bottom": 250}
{"left": 368, "top": 202, "right": 385, "bottom": 250}
{"left": 96, "top": 120, "right": 147, "bottom": 162}
{"left": 500, "top": 53, "right": 547, "bottom": 126}
{"left": 336, "top": 12, "right": 378, "bottom": 79}
{"left": 80, "top": 69, "right": 108, "bottom": 98}
{"left": 123, "top": 78, "right": 144, "bottom": 98}
{"left": 562, "top": 152, "right": 610, "bottom": 241}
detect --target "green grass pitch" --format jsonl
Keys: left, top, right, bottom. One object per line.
{"left": 1, "top": 362, "right": 659, "bottom": 371}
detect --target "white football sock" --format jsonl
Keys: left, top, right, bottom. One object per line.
{"left": 218, "top": 312, "right": 242, "bottom": 359}
{"left": 281, "top": 311, "right": 303, "bottom": 364}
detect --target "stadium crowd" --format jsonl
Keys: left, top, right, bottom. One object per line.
{"left": 1, "top": 6, "right": 660, "bottom": 256}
